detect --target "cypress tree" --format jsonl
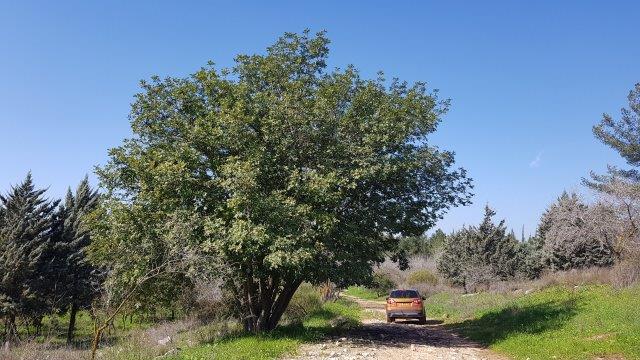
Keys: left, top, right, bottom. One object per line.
{"left": 438, "top": 205, "right": 519, "bottom": 291}
{"left": 540, "top": 192, "right": 616, "bottom": 270}
{"left": 0, "top": 173, "right": 59, "bottom": 341}
{"left": 56, "top": 176, "right": 100, "bottom": 344}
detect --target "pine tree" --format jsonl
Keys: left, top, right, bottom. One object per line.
{"left": 476, "top": 206, "right": 519, "bottom": 280}
{"left": 56, "top": 176, "right": 100, "bottom": 344}
{"left": 0, "top": 173, "right": 59, "bottom": 341}
{"left": 586, "top": 82, "right": 640, "bottom": 186}
{"left": 517, "top": 236, "right": 545, "bottom": 279}
{"left": 437, "top": 206, "right": 519, "bottom": 292}
{"left": 540, "top": 192, "right": 616, "bottom": 270}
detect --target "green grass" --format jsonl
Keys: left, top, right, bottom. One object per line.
{"left": 175, "top": 298, "right": 362, "bottom": 360}
{"left": 343, "top": 286, "right": 386, "bottom": 300}
{"left": 429, "top": 285, "right": 640, "bottom": 360}
{"left": 424, "top": 291, "right": 516, "bottom": 323}
{"left": 16, "top": 309, "right": 157, "bottom": 346}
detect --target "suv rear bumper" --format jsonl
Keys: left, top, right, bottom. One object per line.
{"left": 386, "top": 311, "right": 424, "bottom": 318}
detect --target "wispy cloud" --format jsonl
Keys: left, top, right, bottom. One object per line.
{"left": 529, "top": 151, "right": 542, "bottom": 168}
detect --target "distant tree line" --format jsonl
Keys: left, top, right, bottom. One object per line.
{"left": 436, "top": 83, "right": 640, "bottom": 291}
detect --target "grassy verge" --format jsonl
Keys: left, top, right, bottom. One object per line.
{"left": 344, "top": 282, "right": 640, "bottom": 359}
{"left": 427, "top": 285, "right": 640, "bottom": 360}
{"left": 343, "top": 286, "right": 386, "bottom": 301}
{"left": 175, "top": 298, "right": 362, "bottom": 360}
{"left": 424, "top": 291, "right": 516, "bottom": 323}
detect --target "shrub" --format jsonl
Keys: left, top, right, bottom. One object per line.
{"left": 539, "top": 192, "right": 616, "bottom": 270}
{"left": 407, "top": 269, "right": 438, "bottom": 286}
{"left": 612, "top": 257, "right": 640, "bottom": 288}
{"left": 370, "top": 273, "right": 396, "bottom": 297}
{"left": 438, "top": 206, "right": 519, "bottom": 292}
{"left": 282, "top": 283, "right": 323, "bottom": 324}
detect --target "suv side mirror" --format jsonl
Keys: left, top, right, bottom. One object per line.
{"left": 422, "top": 296, "right": 426, "bottom": 300}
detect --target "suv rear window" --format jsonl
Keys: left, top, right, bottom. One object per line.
{"left": 389, "top": 290, "right": 419, "bottom": 298}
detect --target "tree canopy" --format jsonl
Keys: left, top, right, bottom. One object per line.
{"left": 0, "top": 173, "right": 60, "bottom": 339}
{"left": 93, "top": 30, "right": 472, "bottom": 332}
{"left": 438, "top": 205, "right": 519, "bottom": 291}
{"left": 588, "top": 83, "right": 640, "bottom": 185}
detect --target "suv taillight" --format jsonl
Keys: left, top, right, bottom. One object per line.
{"left": 387, "top": 298, "right": 396, "bottom": 304}
{"left": 412, "top": 298, "right": 422, "bottom": 305}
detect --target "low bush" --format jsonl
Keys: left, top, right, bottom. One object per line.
{"left": 282, "top": 283, "right": 323, "bottom": 325}
{"left": 191, "top": 280, "right": 235, "bottom": 322}
{"left": 407, "top": 269, "right": 438, "bottom": 286}
{"left": 1, "top": 344, "right": 89, "bottom": 360}
{"left": 612, "top": 256, "right": 640, "bottom": 288}
{"left": 412, "top": 283, "right": 456, "bottom": 299}
{"left": 370, "top": 273, "right": 396, "bottom": 296}
{"left": 177, "top": 298, "right": 362, "bottom": 360}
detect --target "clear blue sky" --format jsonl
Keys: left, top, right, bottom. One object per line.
{"left": 1, "top": 1, "right": 638, "bottom": 236}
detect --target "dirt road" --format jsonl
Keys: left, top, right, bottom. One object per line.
{"left": 286, "top": 296, "right": 505, "bottom": 360}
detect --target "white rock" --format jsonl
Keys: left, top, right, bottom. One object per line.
{"left": 157, "top": 336, "right": 171, "bottom": 346}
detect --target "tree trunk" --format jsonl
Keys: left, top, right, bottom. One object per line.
{"left": 242, "top": 280, "right": 301, "bottom": 333}
{"left": 66, "top": 302, "right": 79, "bottom": 345}
{"left": 4, "top": 314, "right": 18, "bottom": 344}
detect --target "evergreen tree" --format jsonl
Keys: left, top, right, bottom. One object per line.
{"left": 540, "top": 192, "right": 616, "bottom": 270}
{"left": 56, "top": 176, "right": 100, "bottom": 343}
{"left": 426, "top": 229, "right": 446, "bottom": 254}
{"left": 517, "top": 236, "right": 545, "bottom": 279}
{"left": 438, "top": 206, "right": 519, "bottom": 292}
{"left": 586, "top": 82, "right": 640, "bottom": 186}
{"left": 0, "top": 173, "right": 59, "bottom": 341}
{"left": 398, "top": 229, "right": 447, "bottom": 258}
{"left": 477, "top": 206, "right": 519, "bottom": 280}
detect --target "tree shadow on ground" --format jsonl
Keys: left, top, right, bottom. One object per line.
{"left": 395, "top": 319, "right": 444, "bottom": 325}
{"left": 448, "top": 298, "right": 579, "bottom": 346}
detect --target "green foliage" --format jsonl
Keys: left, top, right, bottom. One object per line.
{"left": 516, "top": 237, "right": 545, "bottom": 279}
{"left": 438, "top": 206, "right": 519, "bottom": 291}
{"left": 343, "top": 286, "right": 385, "bottom": 300}
{"left": 398, "top": 229, "right": 446, "bottom": 257}
{"left": 0, "top": 173, "right": 60, "bottom": 338}
{"left": 54, "top": 176, "right": 101, "bottom": 342}
{"left": 397, "top": 236, "right": 427, "bottom": 256}
{"left": 427, "top": 229, "right": 447, "bottom": 253}
{"left": 94, "top": 30, "right": 471, "bottom": 332}
{"left": 539, "top": 192, "right": 616, "bottom": 270}
{"left": 425, "top": 291, "right": 515, "bottom": 322}
{"left": 282, "top": 283, "right": 323, "bottom": 325}
{"left": 175, "top": 299, "right": 361, "bottom": 360}
{"left": 433, "top": 285, "right": 640, "bottom": 360}
{"left": 370, "top": 273, "right": 396, "bottom": 297}
{"left": 588, "top": 82, "right": 640, "bottom": 184}
{"left": 406, "top": 269, "right": 438, "bottom": 286}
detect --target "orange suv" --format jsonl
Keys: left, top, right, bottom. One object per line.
{"left": 385, "top": 289, "right": 426, "bottom": 324}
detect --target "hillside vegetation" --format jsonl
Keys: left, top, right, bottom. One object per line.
{"left": 426, "top": 284, "right": 640, "bottom": 359}
{"left": 3, "top": 287, "right": 362, "bottom": 360}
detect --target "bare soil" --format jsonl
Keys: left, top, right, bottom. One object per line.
{"left": 285, "top": 296, "right": 506, "bottom": 360}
